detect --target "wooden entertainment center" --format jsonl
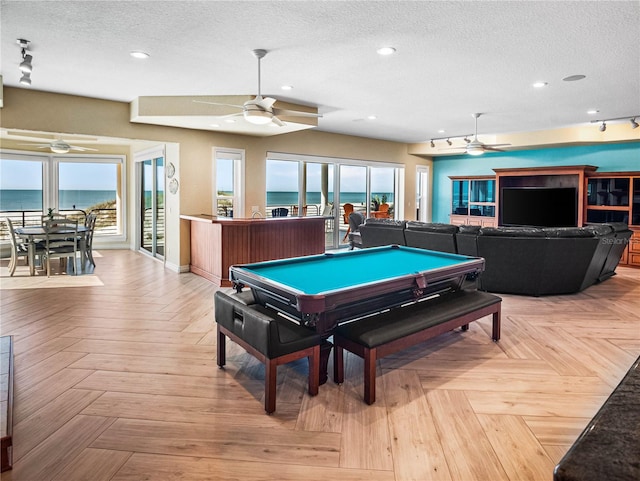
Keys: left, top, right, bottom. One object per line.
{"left": 450, "top": 165, "right": 640, "bottom": 268}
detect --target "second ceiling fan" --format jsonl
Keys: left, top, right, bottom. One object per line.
{"left": 444, "top": 113, "right": 510, "bottom": 155}
{"left": 195, "top": 49, "right": 322, "bottom": 127}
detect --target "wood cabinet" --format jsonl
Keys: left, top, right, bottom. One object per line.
{"left": 586, "top": 172, "right": 640, "bottom": 268}
{"left": 450, "top": 166, "right": 639, "bottom": 268}
{"left": 448, "top": 176, "right": 497, "bottom": 226}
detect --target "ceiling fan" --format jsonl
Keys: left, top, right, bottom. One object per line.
{"left": 194, "top": 49, "right": 322, "bottom": 127}
{"left": 444, "top": 113, "right": 510, "bottom": 155}
{"left": 18, "top": 139, "right": 98, "bottom": 154}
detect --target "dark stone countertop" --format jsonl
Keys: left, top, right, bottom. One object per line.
{"left": 554, "top": 355, "right": 640, "bottom": 481}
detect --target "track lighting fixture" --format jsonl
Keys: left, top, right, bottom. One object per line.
{"left": 427, "top": 134, "right": 473, "bottom": 148}
{"left": 590, "top": 115, "right": 640, "bottom": 131}
{"left": 17, "top": 38, "right": 32, "bottom": 86}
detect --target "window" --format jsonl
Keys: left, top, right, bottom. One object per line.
{"left": 58, "top": 159, "right": 122, "bottom": 235}
{"left": 266, "top": 152, "right": 404, "bottom": 249}
{"left": 0, "top": 151, "right": 125, "bottom": 241}
{"left": 214, "top": 148, "right": 244, "bottom": 218}
{"left": 0, "top": 155, "right": 45, "bottom": 215}
{"left": 266, "top": 159, "right": 299, "bottom": 217}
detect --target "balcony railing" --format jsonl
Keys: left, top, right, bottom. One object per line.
{"left": 0, "top": 208, "right": 119, "bottom": 241}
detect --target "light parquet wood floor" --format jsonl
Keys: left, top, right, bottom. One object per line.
{"left": 1, "top": 250, "right": 639, "bottom": 481}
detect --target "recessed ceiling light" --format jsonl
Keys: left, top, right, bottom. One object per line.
{"left": 367, "top": 115, "right": 377, "bottom": 120}
{"left": 376, "top": 47, "right": 396, "bottom": 56}
{"left": 210, "top": 123, "right": 220, "bottom": 127}
{"left": 587, "top": 110, "right": 599, "bottom": 115}
{"left": 130, "top": 51, "right": 150, "bottom": 59}
{"left": 563, "top": 74, "right": 586, "bottom": 82}
{"left": 224, "top": 119, "right": 236, "bottom": 124}
{"left": 281, "top": 85, "right": 293, "bottom": 90}
{"left": 438, "top": 129, "right": 445, "bottom": 134}
{"left": 533, "top": 81, "right": 548, "bottom": 88}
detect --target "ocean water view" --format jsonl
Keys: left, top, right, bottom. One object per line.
{"left": 0, "top": 189, "right": 117, "bottom": 211}
{"left": 267, "top": 191, "right": 394, "bottom": 206}
{"left": 1, "top": 189, "right": 394, "bottom": 212}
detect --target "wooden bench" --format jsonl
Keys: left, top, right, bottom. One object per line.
{"left": 333, "top": 289, "right": 501, "bottom": 404}
{"left": 214, "top": 291, "right": 322, "bottom": 414}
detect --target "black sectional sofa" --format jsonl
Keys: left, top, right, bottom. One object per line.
{"left": 356, "top": 218, "right": 632, "bottom": 296}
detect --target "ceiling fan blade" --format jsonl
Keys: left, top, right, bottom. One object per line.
{"left": 193, "top": 100, "right": 244, "bottom": 110}
{"left": 18, "top": 143, "right": 50, "bottom": 148}
{"left": 484, "top": 143, "right": 511, "bottom": 147}
{"left": 271, "top": 116, "right": 285, "bottom": 127}
{"left": 255, "top": 96, "right": 277, "bottom": 110}
{"left": 69, "top": 146, "right": 98, "bottom": 152}
{"left": 273, "top": 108, "right": 322, "bottom": 118}
{"left": 482, "top": 146, "right": 507, "bottom": 152}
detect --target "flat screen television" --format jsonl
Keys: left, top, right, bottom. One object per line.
{"left": 500, "top": 187, "right": 578, "bottom": 227}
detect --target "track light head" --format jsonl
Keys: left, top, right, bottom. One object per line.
{"left": 631, "top": 118, "right": 639, "bottom": 129}
{"left": 446, "top": 138, "right": 452, "bottom": 146}
{"left": 17, "top": 38, "right": 33, "bottom": 84}
{"left": 19, "top": 53, "right": 33, "bottom": 73}
{"left": 464, "top": 137, "right": 470, "bottom": 143}
{"left": 599, "top": 121, "right": 607, "bottom": 132}
{"left": 430, "top": 140, "right": 435, "bottom": 148}
{"left": 19, "top": 73, "right": 31, "bottom": 86}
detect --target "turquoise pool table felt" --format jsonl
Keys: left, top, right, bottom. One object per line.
{"left": 242, "top": 248, "right": 472, "bottom": 295}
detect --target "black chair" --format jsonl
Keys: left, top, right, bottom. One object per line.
{"left": 271, "top": 207, "right": 289, "bottom": 217}
{"left": 347, "top": 211, "right": 365, "bottom": 249}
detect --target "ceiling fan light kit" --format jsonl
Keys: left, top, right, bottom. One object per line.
{"left": 50, "top": 141, "right": 71, "bottom": 154}
{"left": 194, "top": 48, "right": 322, "bottom": 128}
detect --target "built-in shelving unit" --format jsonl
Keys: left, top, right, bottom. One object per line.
{"left": 586, "top": 172, "right": 640, "bottom": 268}
{"left": 448, "top": 176, "right": 497, "bottom": 227}
{"left": 449, "top": 166, "right": 639, "bottom": 268}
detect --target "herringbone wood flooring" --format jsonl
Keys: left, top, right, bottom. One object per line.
{"left": 1, "top": 250, "right": 638, "bottom": 481}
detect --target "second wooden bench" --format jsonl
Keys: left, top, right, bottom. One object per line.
{"left": 333, "top": 289, "right": 501, "bottom": 404}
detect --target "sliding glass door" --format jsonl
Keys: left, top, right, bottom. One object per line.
{"left": 139, "top": 156, "right": 164, "bottom": 258}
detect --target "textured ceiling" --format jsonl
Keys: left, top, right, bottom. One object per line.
{"left": 1, "top": 0, "right": 639, "bottom": 144}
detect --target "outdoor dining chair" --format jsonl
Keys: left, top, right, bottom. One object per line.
{"left": 84, "top": 213, "right": 97, "bottom": 267}
{"left": 43, "top": 218, "right": 78, "bottom": 277}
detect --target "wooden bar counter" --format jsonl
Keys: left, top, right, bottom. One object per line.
{"left": 181, "top": 214, "right": 326, "bottom": 286}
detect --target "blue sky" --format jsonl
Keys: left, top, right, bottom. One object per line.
{"left": 260, "top": 160, "right": 395, "bottom": 192}
{"left": 1, "top": 160, "right": 117, "bottom": 190}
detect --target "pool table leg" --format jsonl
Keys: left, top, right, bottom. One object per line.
{"left": 319, "top": 339, "right": 333, "bottom": 385}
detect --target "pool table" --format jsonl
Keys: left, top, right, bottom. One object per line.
{"left": 230, "top": 245, "right": 484, "bottom": 333}
{"left": 229, "top": 245, "right": 485, "bottom": 382}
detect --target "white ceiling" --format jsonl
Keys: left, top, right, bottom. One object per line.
{"left": 1, "top": 0, "right": 639, "bottom": 144}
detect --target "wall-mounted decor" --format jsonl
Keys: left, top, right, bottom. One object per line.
{"left": 169, "top": 178, "right": 179, "bottom": 194}
{"left": 167, "top": 162, "right": 175, "bottom": 179}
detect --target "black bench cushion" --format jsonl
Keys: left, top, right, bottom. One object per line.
{"left": 215, "top": 291, "right": 321, "bottom": 358}
{"left": 334, "top": 290, "right": 501, "bottom": 349}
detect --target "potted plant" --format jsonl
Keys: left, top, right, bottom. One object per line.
{"left": 371, "top": 195, "right": 381, "bottom": 211}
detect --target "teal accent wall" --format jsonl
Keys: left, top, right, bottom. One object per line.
{"left": 432, "top": 142, "right": 640, "bottom": 223}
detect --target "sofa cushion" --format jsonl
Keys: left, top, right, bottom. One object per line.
{"left": 542, "top": 227, "right": 595, "bottom": 238}
{"left": 458, "top": 224, "right": 482, "bottom": 234}
{"left": 406, "top": 222, "right": 459, "bottom": 233}
{"left": 583, "top": 224, "right": 615, "bottom": 236}
{"left": 479, "top": 226, "right": 546, "bottom": 237}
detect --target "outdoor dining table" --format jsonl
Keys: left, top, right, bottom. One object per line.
{"left": 14, "top": 225, "right": 89, "bottom": 276}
